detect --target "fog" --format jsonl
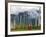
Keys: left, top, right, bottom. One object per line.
{"left": 10, "top": 5, "right": 40, "bottom": 16}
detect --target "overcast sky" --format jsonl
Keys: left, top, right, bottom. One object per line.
{"left": 10, "top": 5, "right": 40, "bottom": 15}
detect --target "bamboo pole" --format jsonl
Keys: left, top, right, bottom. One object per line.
{"left": 35, "top": 17, "right": 37, "bottom": 26}
{"left": 14, "top": 18, "right": 16, "bottom": 29}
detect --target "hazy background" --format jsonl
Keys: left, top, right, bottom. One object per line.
{"left": 10, "top": 6, "right": 40, "bottom": 15}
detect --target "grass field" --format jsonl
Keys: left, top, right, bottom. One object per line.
{"left": 11, "top": 24, "right": 41, "bottom": 31}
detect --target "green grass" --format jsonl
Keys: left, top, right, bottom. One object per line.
{"left": 32, "top": 25, "right": 41, "bottom": 30}
{"left": 11, "top": 24, "right": 41, "bottom": 31}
